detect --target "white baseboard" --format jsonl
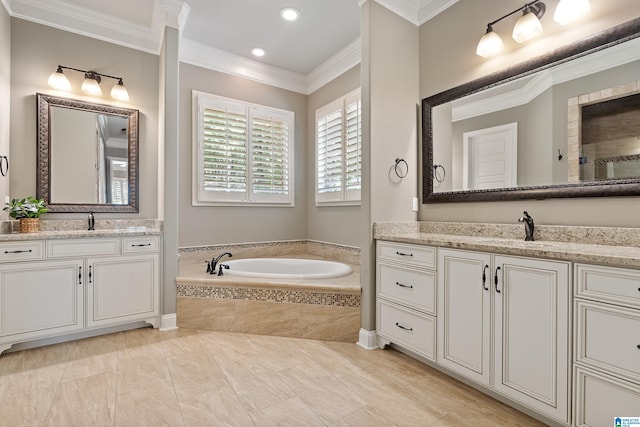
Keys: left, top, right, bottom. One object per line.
{"left": 159, "top": 313, "right": 178, "bottom": 331}
{"left": 357, "top": 328, "right": 378, "bottom": 350}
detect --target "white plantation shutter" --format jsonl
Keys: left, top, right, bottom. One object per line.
{"left": 193, "top": 92, "right": 294, "bottom": 206}
{"left": 315, "top": 88, "right": 361, "bottom": 205}
{"left": 250, "top": 108, "right": 291, "bottom": 203}
{"left": 344, "top": 91, "right": 361, "bottom": 200}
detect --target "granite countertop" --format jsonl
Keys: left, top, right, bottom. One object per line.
{"left": 0, "top": 219, "right": 163, "bottom": 242}
{"left": 374, "top": 222, "right": 640, "bottom": 269}
{"left": 0, "top": 227, "right": 162, "bottom": 242}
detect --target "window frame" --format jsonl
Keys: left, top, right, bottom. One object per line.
{"left": 315, "top": 88, "right": 362, "bottom": 207}
{"left": 192, "top": 91, "right": 295, "bottom": 207}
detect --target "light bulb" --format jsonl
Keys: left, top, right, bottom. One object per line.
{"left": 554, "top": 0, "right": 591, "bottom": 25}
{"left": 476, "top": 27, "right": 504, "bottom": 58}
{"left": 512, "top": 7, "right": 543, "bottom": 43}
{"left": 48, "top": 67, "right": 71, "bottom": 91}
{"left": 111, "top": 80, "right": 129, "bottom": 101}
{"left": 81, "top": 73, "right": 102, "bottom": 96}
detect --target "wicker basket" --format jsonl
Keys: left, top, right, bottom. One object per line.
{"left": 20, "top": 218, "right": 40, "bottom": 233}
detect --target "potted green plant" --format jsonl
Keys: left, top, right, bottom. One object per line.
{"left": 3, "top": 196, "right": 48, "bottom": 233}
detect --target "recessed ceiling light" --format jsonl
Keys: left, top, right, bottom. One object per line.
{"left": 251, "top": 48, "right": 266, "bottom": 57}
{"left": 280, "top": 7, "right": 300, "bottom": 21}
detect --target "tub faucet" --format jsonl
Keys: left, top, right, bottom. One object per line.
{"left": 518, "top": 211, "right": 535, "bottom": 241}
{"left": 206, "top": 252, "right": 233, "bottom": 274}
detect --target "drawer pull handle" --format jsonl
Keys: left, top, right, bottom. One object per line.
{"left": 79, "top": 266, "right": 82, "bottom": 285}
{"left": 132, "top": 243, "right": 152, "bottom": 247}
{"left": 395, "top": 322, "right": 413, "bottom": 332}
{"left": 482, "top": 265, "right": 489, "bottom": 291}
{"left": 494, "top": 266, "right": 502, "bottom": 293}
{"left": 395, "top": 251, "right": 413, "bottom": 257}
{"left": 4, "top": 249, "right": 33, "bottom": 254}
{"left": 395, "top": 281, "right": 414, "bottom": 289}
{"left": 88, "top": 266, "right": 93, "bottom": 284}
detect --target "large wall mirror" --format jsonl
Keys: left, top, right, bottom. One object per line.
{"left": 422, "top": 17, "right": 640, "bottom": 203}
{"left": 37, "top": 94, "right": 139, "bottom": 212}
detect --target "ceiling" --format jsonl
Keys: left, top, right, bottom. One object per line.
{"left": 5, "top": 0, "right": 458, "bottom": 93}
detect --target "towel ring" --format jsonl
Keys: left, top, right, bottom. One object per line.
{"left": 433, "top": 164, "right": 445, "bottom": 183}
{"left": 394, "top": 158, "right": 408, "bottom": 179}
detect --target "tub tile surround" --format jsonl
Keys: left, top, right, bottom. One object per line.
{"left": 374, "top": 221, "right": 640, "bottom": 268}
{"left": 0, "top": 219, "right": 163, "bottom": 240}
{"left": 177, "top": 240, "right": 361, "bottom": 342}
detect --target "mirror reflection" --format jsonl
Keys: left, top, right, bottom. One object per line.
{"left": 423, "top": 18, "right": 640, "bottom": 203}
{"left": 431, "top": 41, "right": 640, "bottom": 194}
{"left": 50, "top": 107, "right": 129, "bottom": 204}
{"left": 37, "top": 94, "right": 139, "bottom": 213}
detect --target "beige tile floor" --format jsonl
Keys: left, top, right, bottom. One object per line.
{"left": 0, "top": 327, "right": 546, "bottom": 427}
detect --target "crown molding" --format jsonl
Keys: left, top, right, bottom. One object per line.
{"left": 9, "top": 0, "right": 161, "bottom": 53}
{"left": 451, "top": 36, "right": 640, "bottom": 121}
{"left": 180, "top": 39, "right": 309, "bottom": 95}
{"left": 367, "top": 0, "right": 458, "bottom": 25}
{"left": 307, "top": 38, "right": 361, "bottom": 94}
{"left": 418, "top": 0, "right": 458, "bottom": 25}
{"left": 182, "top": 36, "right": 361, "bottom": 95}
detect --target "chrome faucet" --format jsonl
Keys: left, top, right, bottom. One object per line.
{"left": 205, "top": 252, "right": 233, "bottom": 274}
{"left": 518, "top": 211, "right": 535, "bottom": 241}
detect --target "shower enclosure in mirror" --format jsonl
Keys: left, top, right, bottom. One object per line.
{"left": 37, "top": 94, "right": 139, "bottom": 212}
{"left": 422, "top": 17, "right": 640, "bottom": 203}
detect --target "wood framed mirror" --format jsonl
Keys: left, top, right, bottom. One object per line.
{"left": 36, "top": 93, "right": 139, "bottom": 213}
{"left": 422, "top": 17, "right": 640, "bottom": 203}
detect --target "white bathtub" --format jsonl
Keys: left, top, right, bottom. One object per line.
{"left": 223, "top": 258, "right": 352, "bottom": 279}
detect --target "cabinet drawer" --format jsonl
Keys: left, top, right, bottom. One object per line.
{"left": 574, "top": 365, "right": 640, "bottom": 427}
{"left": 575, "top": 263, "right": 640, "bottom": 309}
{"left": 575, "top": 300, "right": 640, "bottom": 383}
{"left": 0, "top": 241, "right": 44, "bottom": 262}
{"left": 377, "top": 300, "right": 435, "bottom": 360}
{"left": 122, "top": 236, "right": 160, "bottom": 254}
{"left": 47, "top": 238, "right": 120, "bottom": 258}
{"left": 377, "top": 241, "right": 435, "bottom": 269}
{"left": 377, "top": 263, "right": 435, "bottom": 314}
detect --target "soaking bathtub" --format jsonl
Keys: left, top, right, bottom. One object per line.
{"left": 222, "top": 257, "right": 353, "bottom": 279}
{"left": 176, "top": 241, "right": 361, "bottom": 342}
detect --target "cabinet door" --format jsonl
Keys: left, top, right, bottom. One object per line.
{"left": 87, "top": 254, "right": 159, "bottom": 328}
{"left": 0, "top": 260, "right": 83, "bottom": 338}
{"left": 437, "top": 249, "right": 491, "bottom": 386}
{"left": 493, "top": 255, "right": 570, "bottom": 423}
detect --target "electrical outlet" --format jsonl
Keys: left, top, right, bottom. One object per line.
{"left": 412, "top": 197, "right": 419, "bottom": 212}
{"left": 4, "top": 196, "right": 9, "bottom": 205}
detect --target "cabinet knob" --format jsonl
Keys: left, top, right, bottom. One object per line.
{"left": 637, "top": 344, "right": 640, "bottom": 350}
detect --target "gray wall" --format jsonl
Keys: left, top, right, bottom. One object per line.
{"left": 361, "top": 1, "right": 419, "bottom": 331}
{"left": 419, "top": 0, "right": 640, "bottom": 227}
{"left": 178, "top": 63, "right": 308, "bottom": 247}
{"left": 9, "top": 19, "right": 160, "bottom": 219}
{"left": 306, "top": 65, "right": 361, "bottom": 246}
{"left": 0, "top": 4, "right": 9, "bottom": 212}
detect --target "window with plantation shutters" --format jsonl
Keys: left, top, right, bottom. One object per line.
{"left": 193, "top": 91, "right": 294, "bottom": 206}
{"left": 316, "top": 88, "right": 361, "bottom": 205}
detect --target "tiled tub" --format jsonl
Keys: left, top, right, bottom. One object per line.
{"left": 176, "top": 240, "right": 361, "bottom": 342}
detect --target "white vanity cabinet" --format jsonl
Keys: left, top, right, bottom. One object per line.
{"left": 573, "top": 263, "right": 640, "bottom": 426}
{"left": 437, "top": 248, "right": 571, "bottom": 424}
{"left": 0, "top": 235, "right": 161, "bottom": 354}
{"left": 376, "top": 241, "right": 437, "bottom": 360}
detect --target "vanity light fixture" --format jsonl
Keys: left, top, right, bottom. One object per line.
{"left": 47, "top": 65, "right": 129, "bottom": 101}
{"left": 476, "top": 0, "right": 590, "bottom": 58}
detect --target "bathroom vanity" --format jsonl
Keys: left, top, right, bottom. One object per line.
{"left": 0, "top": 221, "right": 162, "bottom": 354}
{"left": 374, "top": 221, "right": 640, "bottom": 427}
